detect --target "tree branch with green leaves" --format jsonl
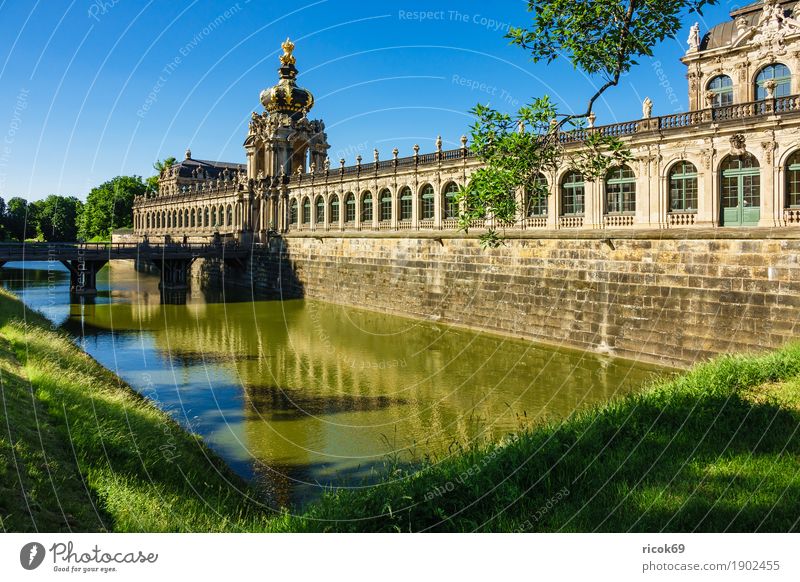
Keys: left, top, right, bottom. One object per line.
{"left": 460, "top": 0, "right": 717, "bottom": 247}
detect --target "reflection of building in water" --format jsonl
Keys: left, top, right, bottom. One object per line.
{"left": 135, "top": 2, "right": 800, "bottom": 242}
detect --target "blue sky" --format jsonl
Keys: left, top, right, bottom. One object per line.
{"left": 0, "top": 0, "right": 738, "bottom": 200}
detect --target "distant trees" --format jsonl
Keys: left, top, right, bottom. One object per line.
{"left": 0, "top": 173, "right": 148, "bottom": 242}
{"left": 77, "top": 176, "right": 147, "bottom": 241}
{"left": 4, "top": 197, "right": 36, "bottom": 241}
{"left": 33, "top": 195, "right": 83, "bottom": 241}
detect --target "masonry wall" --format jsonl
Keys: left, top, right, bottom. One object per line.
{"left": 195, "top": 230, "right": 800, "bottom": 368}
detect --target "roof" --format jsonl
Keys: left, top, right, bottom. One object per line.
{"left": 173, "top": 158, "right": 245, "bottom": 179}
{"left": 701, "top": 1, "right": 798, "bottom": 50}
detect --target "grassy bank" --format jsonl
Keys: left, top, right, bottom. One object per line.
{"left": 280, "top": 346, "right": 800, "bottom": 532}
{"left": 0, "top": 288, "right": 276, "bottom": 532}
{"left": 1, "top": 287, "right": 799, "bottom": 532}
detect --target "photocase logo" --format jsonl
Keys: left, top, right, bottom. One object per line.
{"left": 20, "top": 542, "right": 46, "bottom": 570}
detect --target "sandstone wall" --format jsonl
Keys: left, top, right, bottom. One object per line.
{"left": 195, "top": 230, "right": 800, "bottom": 368}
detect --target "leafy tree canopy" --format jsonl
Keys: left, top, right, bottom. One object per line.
{"left": 461, "top": 0, "right": 717, "bottom": 247}
{"left": 79, "top": 175, "right": 147, "bottom": 241}
{"left": 33, "top": 195, "right": 84, "bottom": 242}
{"left": 5, "top": 197, "right": 36, "bottom": 241}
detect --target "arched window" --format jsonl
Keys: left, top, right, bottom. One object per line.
{"left": 330, "top": 194, "right": 340, "bottom": 224}
{"left": 226, "top": 205, "right": 232, "bottom": 227}
{"left": 755, "top": 64, "right": 791, "bottom": 100}
{"left": 218, "top": 205, "right": 224, "bottom": 226}
{"left": 361, "top": 191, "right": 373, "bottom": 222}
{"left": 379, "top": 188, "right": 392, "bottom": 221}
{"left": 786, "top": 151, "right": 800, "bottom": 208}
{"left": 720, "top": 154, "right": 760, "bottom": 226}
{"left": 178, "top": 210, "right": 183, "bottom": 228}
{"left": 204, "top": 207, "right": 209, "bottom": 227}
{"left": 560, "top": 171, "right": 585, "bottom": 216}
{"left": 290, "top": 199, "right": 298, "bottom": 225}
{"left": 190, "top": 209, "right": 196, "bottom": 227}
{"left": 669, "top": 161, "right": 699, "bottom": 212}
{"left": 146, "top": 214, "right": 151, "bottom": 229}
{"left": 443, "top": 182, "right": 459, "bottom": 218}
{"left": 315, "top": 196, "right": 325, "bottom": 224}
{"left": 211, "top": 206, "right": 217, "bottom": 227}
{"left": 345, "top": 193, "right": 356, "bottom": 222}
{"left": 605, "top": 165, "right": 636, "bottom": 214}
{"left": 420, "top": 184, "right": 435, "bottom": 220}
{"left": 708, "top": 75, "right": 733, "bottom": 107}
{"left": 399, "top": 187, "right": 412, "bottom": 221}
{"left": 302, "top": 197, "right": 311, "bottom": 224}
{"left": 525, "top": 174, "right": 548, "bottom": 217}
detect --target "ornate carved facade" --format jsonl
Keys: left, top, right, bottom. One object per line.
{"left": 133, "top": 0, "right": 800, "bottom": 241}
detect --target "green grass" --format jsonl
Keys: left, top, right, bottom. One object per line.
{"left": 0, "top": 288, "right": 282, "bottom": 532}
{"left": 277, "top": 347, "right": 800, "bottom": 532}
{"left": 0, "top": 286, "right": 799, "bottom": 532}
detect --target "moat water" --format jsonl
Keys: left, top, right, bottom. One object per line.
{"left": 2, "top": 261, "right": 666, "bottom": 506}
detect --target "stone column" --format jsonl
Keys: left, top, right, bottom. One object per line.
{"left": 583, "top": 179, "right": 600, "bottom": 229}
{"left": 759, "top": 144, "right": 777, "bottom": 227}
{"left": 546, "top": 174, "right": 558, "bottom": 229}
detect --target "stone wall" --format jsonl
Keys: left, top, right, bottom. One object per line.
{"left": 195, "top": 230, "right": 800, "bottom": 368}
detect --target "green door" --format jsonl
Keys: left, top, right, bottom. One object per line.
{"left": 720, "top": 159, "right": 760, "bottom": 226}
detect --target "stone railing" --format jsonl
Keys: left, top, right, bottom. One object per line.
{"left": 668, "top": 212, "right": 697, "bottom": 227}
{"left": 559, "top": 94, "right": 800, "bottom": 145}
{"left": 521, "top": 216, "right": 548, "bottom": 229}
{"left": 784, "top": 208, "right": 800, "bottom": 225}
{"left": 559, "top": 215, "right": 584, "bottom": 229}
{"left": 604, "top": 214, "right": 635, "bottom": 228}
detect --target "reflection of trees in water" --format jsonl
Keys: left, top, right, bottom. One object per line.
{"left": 73, "top": 289, "right": 663, "bottom": 505}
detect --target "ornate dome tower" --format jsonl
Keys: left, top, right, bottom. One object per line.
{"left": 259, "top": 38, "right": 315, "bottom": 119}
{"left": 245, "top": 37, "right": 329, "bottom": 184}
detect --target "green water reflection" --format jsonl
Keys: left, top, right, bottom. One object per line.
{"left": 3, "top": 261, "right": 666, "bottom": 506}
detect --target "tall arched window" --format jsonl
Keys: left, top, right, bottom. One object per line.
{"left": 315, "top": 196, "right": 325, "bottom": 224}
{"left": 290, "top": 199, "right": 298, "bottom": 225}
{"left": 443, "top": 182, "right": 459, "bottom": 218}
{"left": 345, "top": 193, "right": 356, "bottom": 222}
{"left": 379, "top": 188, "right": 392, "bottom": 221}
{"left": 420, "top": 184, "right": 435, "bottom": 219}
{"left": 720, "top": 154, "right": 760, "bottom": 226}
{"left": 525, "top": 174, "right": 548, "bottom": 217}
{"left": 204, "top": 207, "right": 210, "bottom": 227}
{"left": 399, "top": 187, "right": 412, "bottom": 221}
{"left": 211, "top": 207, "right": 217, "bottom": 227}
{"left": 755, "top": 64, "right": 791, "bottom": 100}
{"left": 708, "top": 75, "right": 733, "bottom": 107}
{"left": 330, "top": 194, "right": 340, "bottom": 224}
{"left": 226, "top": 205, "right": 232, "bottom": 226}
{"left": 218, "top": 205, "right": 225, "bottom": 226}
{"left": 560, "top": 171, "right": 585, "bottom": 216}
{"left": 669, "top": 161, "right": 699, "bottom": 212}
{"left": 605, "top": 165, "right": 636, "bottom": 214}
{"left": 361, "top": 191, "right": 373, "bottom": 222}
{"left": 302, "top": 197, "right": 311, "bottom": 224}
{"left": 191, "top": 209, "right": 196, "bottom": 227}
{"left": 786, "top": 151, "right": 800, "bottom": 208}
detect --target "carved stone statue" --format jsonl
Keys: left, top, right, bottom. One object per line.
{"left": 642, "top": 97, "right": 653, "bottom": 119}
{"left": 687, "top": 22, "right": 700, "bottom": 51}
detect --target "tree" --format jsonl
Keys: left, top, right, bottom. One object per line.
{"left": 79, "top": 176, "right": 147, "bottom": 241}
{"left": 147, "top": 156, "right": 176, "bottom": 194}
{"left": 35, "top": 195, "right": 84, "bottom": 241}
{"left": 0, "top": 196, "right": 7, "bottom": 240}
{"left": 5, "top": 197, "right": 36, "bottom": 241}
{"left": 462, "top": 0, "right": 717, "bottom": 246}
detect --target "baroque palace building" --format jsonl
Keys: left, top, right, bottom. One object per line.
{"left": 134, "top": 0, "right": 800, "bottom": 242}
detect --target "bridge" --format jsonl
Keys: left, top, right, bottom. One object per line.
{"left": 0, "top": 242, "right": 250, "bottom": 299}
